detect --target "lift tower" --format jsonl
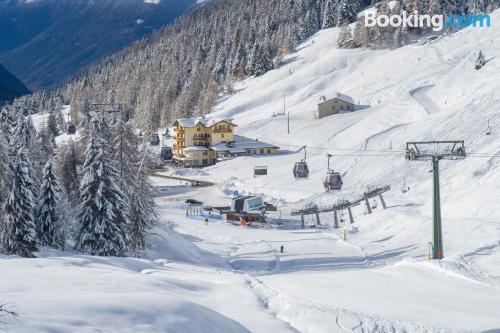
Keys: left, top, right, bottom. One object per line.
{"left": 405, "top": 141, "right": 466, "bottom": 259}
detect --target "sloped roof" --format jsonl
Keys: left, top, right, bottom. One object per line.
{"left": 212, "top": 135, "right": 279, "bottom": 152}
{"left": 183, "top": 146, "right": 209, "bottom": 152}
{"left": 319, "top": 92, "right": 355, "bottom": 105}
{"left": 172, "top": 117, "right": 237, "bottom": 128}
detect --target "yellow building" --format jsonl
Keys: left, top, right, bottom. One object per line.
{"left": 171, "top": 118, "right": 237, "bottom": 167}
{"left": 315, "top": 92, "right": 355, "bottom": 119}
{"left": 171, "top": 118, "right": 279, "bottom": 167}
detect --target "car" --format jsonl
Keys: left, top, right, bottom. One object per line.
{"left": 185, "top": 199, "right": 203, "bottom": 205}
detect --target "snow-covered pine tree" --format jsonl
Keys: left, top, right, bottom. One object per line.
{"left": 475, "top": 50, "right": 486, "bottom": 70}
{"left": 35, "top": 159, "right": 64, "bottom": 249}
{"left": 336, "top": 0, "right": 356, "bottom": 27}
{"left": 338, "top": 26, "right": 359, "bottom": 49}
{"left": 0, "top": 135, "right": 9, "bottom": 205}
{"left": 74, "top": 123, "right": 131, "bottom": 256}
{"left": 56, "top": 139, "right": 80, "bottom": 207}
{"left": 246, "top": 43, "right": 273, "bottom": 77}
{"left": 322, "top": 0, "right": 336, "bottom": 29}
{"left": 0, "top": 149, "right": 37, "bottom": 257}
{"left": 47, "top": 111, "right": 59, "bottom": 138}
{"left": 11, "top": 113, "right": 36, "bottom": 151}
{"left": 112, "top": 119, "right": 156, "bottom": 251}
{"left": 129, "top": 147, "right": 157, "bottom": 251}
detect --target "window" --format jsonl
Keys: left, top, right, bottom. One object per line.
{"left": 197, "top": 127, "right": 201, "bottom": 132}
{"left": 267, "top": 149, "right": 271, "bottom": 154}
{"left": 260, "top": 149, "right": 264, "bottom": 154}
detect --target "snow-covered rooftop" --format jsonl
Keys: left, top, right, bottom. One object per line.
{"left": 174, "top": 117, "right": 236, "bottom": 128}
{"left": 212, "top": 135, "right": 279, "bottom": 152}
{"left": 183, "top": 146, "right": 210, "bottom": 152}
{"left": 319, "top": 92, "right": 355, "bottom": 105}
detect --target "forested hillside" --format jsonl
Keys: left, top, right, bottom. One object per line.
{"left": 0, "top": 0, "right": 200, "bottom": 90}
{"left": 59, "top": 0, "right": 370, "bottom": 131}
{"left": 19, "top": 0, "right": 499, "bottom": 131}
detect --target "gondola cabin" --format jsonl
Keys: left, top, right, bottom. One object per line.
{"left": 67, "top": 122, "right": 76, "bottom": 135}
{"left": 160, "top": 147, "right": 173, "bottom": 160}
{"left": 150, "top": 133, "right": 160, "bottom": 146}
{"left": 293, "top": 161, "right": 309, "bottom": 179}
{"left": 324, "top": 171, "right": 343, "bottom": 191}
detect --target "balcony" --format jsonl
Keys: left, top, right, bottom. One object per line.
{"left": 213, "top": 128, "right": 232, "bottom": 134}
{"left": 193, "top": 134, "right": 211, "bottom": 141}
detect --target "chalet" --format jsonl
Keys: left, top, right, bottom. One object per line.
{"left": 315, "top": 92, "right": 356, "bottom": 119}
{"left": 171, "top": 118, "right": 279, "bottom": 167}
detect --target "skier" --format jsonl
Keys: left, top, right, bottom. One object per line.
{"left": 204, "top": 217, "right": 209, "bottom": 226}
{"left": 280, "top": 245, "right": 284, "bottom": 254}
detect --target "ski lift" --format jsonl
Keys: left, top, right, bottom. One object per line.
{"left": 371, "top": 199, "right": 378, "bottom": 209}
{"left": 67, "top": 122, "right": 76, "bottom": 135}
{"left": 293, "top": 146, "right": 309, "bottom": 179}
{"left": 160, "top": 146, "right": 173, "bottom": 161}
{"left": 150, "top": 133, "right": 160, "bottom": 146}
{"left": 401, "top": 177, "right": 410, "bottom": 193}
{"left": 340, "top": 210, "right": 346, "bottom": 223}
{"left": 323, "top": 154, "right": 343, "bottom": 192}
{"left": 486, "top": 119, "right": 492, "bottom": 136}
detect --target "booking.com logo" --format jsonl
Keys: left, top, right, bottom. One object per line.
{"left": 365, "top": 10, "right": 491, "bottom": 32}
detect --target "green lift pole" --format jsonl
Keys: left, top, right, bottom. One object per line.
{"left": 405, "top": 141, "right": 466, "bottom": 260}
{"left": 432, "top": 155, "right": 444, "bottom": 259}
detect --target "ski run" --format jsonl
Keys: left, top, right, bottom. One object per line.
{"left": 1, "top": 6, "right": 500, "bottom": 333}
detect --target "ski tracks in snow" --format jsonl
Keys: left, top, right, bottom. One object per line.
{"left": 244, "top": 275, "right": 445, "bottom": 333}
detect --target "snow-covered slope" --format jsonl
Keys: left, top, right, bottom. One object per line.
{"left": 2, "top": 9, "right": 500, "bottom": 333}
{"left": 201, "top": 9, "right": 500, "bottom": 248}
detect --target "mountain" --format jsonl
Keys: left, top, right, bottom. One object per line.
{"left": 0, "top": 62, "right": 30, "bottom": 101}
{"left": 0, "top": 0, "right": 201, "bottom": 90}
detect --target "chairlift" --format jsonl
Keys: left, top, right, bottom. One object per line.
{"left": 323, "top": 154, "right": 343, "bottom": 192}
{"left": 340, "top": 210, "right": 346, "bottom": 223}
{"left": 293, "top": 146, "right": 310, "bottom": 179}
{"left": 371, "top": 199, "right": 378, "bottom": 209}
{"left": 486, "top": 119, "right": 492, "bottom": 136}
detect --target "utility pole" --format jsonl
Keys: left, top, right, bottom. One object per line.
{"left": 287, "top": 112, "right": 290, "bottom": 135}
{"left": 405, "top": 141, "right": 466, "bottom": 259}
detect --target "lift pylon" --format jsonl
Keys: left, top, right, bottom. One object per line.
{"left": 405, "top": 141, "right": 466, "bottom": 259}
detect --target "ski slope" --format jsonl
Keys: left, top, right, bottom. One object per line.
{"left": 2, "top": 9, "right": 500, "bottom": 333}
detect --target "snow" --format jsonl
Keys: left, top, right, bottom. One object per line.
{"left": 2, "top": 9, "right": 500, "bottom": 333}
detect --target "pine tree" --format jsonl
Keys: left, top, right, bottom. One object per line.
{"left": 475, "top": 50, "right": 486, "bottom": 70}
{"left": 11, "top": 113, "right": 36, "bottom": 151}
{"left": 246, "top": 43, "right": 273, "bottom": 77}
{"left": 74, "top": 124, "right": 131, "bottom": 256}
{"left": 337, "top": 0, "right": 356, "bottom": 27}
{"left": 47, "top": 111, "right": 59, "bottom": 138}
{"left": 0, "top": 149, "right": 37, "bottom": 257}
{"left": 35, "top": 159, "right": 64, "bottom": 249}
{"left": 322, "top": 0, "right": 336, "bottom": 29}
{"left": 338, "top": 26, "right": 359, "bottom": 49}
{"left": 0, "top": 135, "right": 9, "bottom": 205}
{"left": 112, "top": 119, "right": 156, "bottom": 251}
{"left": 57, "top": 139, "right": 80, "bottom": 207}
{"left": 129, "top": 148, "right": 157, "bottom": 251}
